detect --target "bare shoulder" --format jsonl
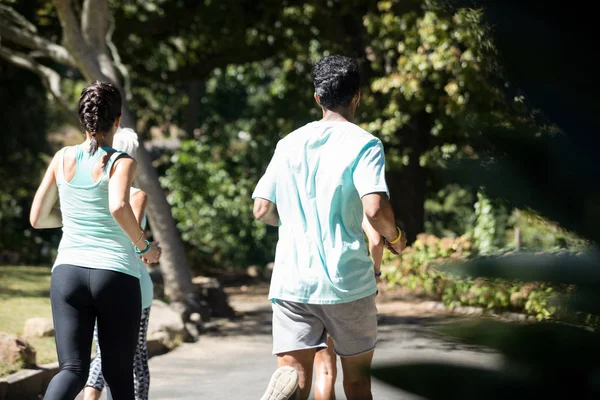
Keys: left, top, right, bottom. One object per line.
{"left": 110, "top": 153, "right": 137, "bottom": 177}
{"left": 49, "top": 146, "right": 71, "bottom": 169}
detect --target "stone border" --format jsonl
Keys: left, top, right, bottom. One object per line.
{"left": 421, "top": 300, "right": 537, "bottom": 321}
{"left": 0, "top": 361, "right": 58, "bottom": 400}
{"left": 0, "top": 344, "right": 168, "bottom": 400}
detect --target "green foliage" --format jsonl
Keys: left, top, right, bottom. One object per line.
{"left": 0, "top": 62, "right": 59, "bottom": 265}
{"left": 506, "top": 209, "right": 588, "bottom": 252}
{"left": 471, "top": 191, "right": 508, "bottom": 254}
{"left": 161, "top": 140, "right": 277, "bottom": 269}
{"left": 382, "top": 234, "right": 555, "bottom": 318}
{"left": 363, "top": 3, "right": 505, "bottom": 168}
{"left": 372, "top": 0, "right": 600, "bottom": 397}
{"left": 160, "top": 53, "right": 320, "bottom": 269}
{"left": 424, "top": 184, "right": 475, "bottom": 237}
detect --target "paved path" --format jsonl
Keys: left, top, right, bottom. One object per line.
{"left": 147, "top": 289, "right": 502, "bottom": 399}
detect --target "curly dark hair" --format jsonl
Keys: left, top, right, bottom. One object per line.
{"left": 78, "top": 81, "right": 122, "bottom": 155}
{"left": 311, "top": 55, "right": 360, "bottom": 110}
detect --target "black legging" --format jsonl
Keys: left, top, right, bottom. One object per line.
{"left": 44, "top": 265, "right": 141, "bottom": 400}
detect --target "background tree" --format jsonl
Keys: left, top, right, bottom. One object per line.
{"left": 362, "top": 0, "right": 526, "bottom": 242}
{"left": 0, "top": 60, "right": 57, "bottom": 265}
{"left": 0, "top": 0, "right": 199, "bottom": 309}
{"left": 371, "top": 0, "right": 600, "bottom": 397}
{"left": 0, "top": 0, "right": 329, "bottom": 308}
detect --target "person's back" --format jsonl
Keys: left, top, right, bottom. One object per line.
{"left": 55, "top": 143, "right": 140, "bottom": 277}
{"left": 254, "top": 55, "right": 406, "bottom": 400}
{"left": 264, "top": 121, "right": 387, "bottom": 303}
{"left": 30, "top": 81, "right": 161, "bottom": 400}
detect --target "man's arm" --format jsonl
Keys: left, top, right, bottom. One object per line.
{"left": 130, "top": 189, "right": 148, "bottom": 227}
{"left": 252, "top": 144, "right": 280, "bottom": 226}
{"left": 253, "top": 198, "right": 279, "bottom": 227}
{"left": 362, "top": 214, "right": 384, "bottom": 274}
{"left": 361, "top": 193, "right": 406, "bottom": 254}
{"left": 353, "top": 139, "right": 406, "bottom": 253}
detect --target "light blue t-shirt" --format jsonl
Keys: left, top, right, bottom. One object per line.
{"left": 252, "top": 121, "right": 389, "bottom": 304}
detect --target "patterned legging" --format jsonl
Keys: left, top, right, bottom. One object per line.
{"left": 86, "top": 307, "right": 151, "bottom": 400}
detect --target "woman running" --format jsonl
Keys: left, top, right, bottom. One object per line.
{"left": 30, "top": 81, "right": 161, "bottom": 400}
{"left": 83, "top": 128, "right": 153, "bottom": 400}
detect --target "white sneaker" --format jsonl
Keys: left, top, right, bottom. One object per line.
{"left": 260, "top": 366, "right": 299, "bottom": 400}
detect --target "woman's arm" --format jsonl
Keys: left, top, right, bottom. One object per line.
{"left": 130, "top": 189, "right": 148, "bottom": 227}
{"left": 108, "top": 156, "right": 160, "bottom": 263}
{"left": 362, "top": 214, "right": 384, "bottom": 277}
{"left": 30, "top": 152, "right": 62, "bottom": 229}
{"left": 253, "top": 198, "right": 279, "bottom": 227}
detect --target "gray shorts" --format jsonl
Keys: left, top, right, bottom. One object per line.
{"left": 271, "top": 294, "right": 377, "bottom": 358}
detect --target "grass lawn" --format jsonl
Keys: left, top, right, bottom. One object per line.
{"left": 0, "top": 265, "right": 57, "bottom": 377}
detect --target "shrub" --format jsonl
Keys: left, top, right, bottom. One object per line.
{"left": 381, "top": 234, "right": 556, "bottom": 319}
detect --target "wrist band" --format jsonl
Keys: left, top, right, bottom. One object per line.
{"left": 375, "top": 272, "right": 382, "bottom": 277}
{"left": 135, "top": 240, "right": 151, "bottom": 255}
{"left": 388, "top": 227, "right": 402, "bottom": 245}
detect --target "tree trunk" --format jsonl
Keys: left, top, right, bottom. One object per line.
{"left": 120, "top": 111, "right": 196, "bottom": 303}
{"left": 387, "top": 112, "right": 430, "bottom": 244}
{"left": 183, "top": 80, "right": 203, "bottom": 138}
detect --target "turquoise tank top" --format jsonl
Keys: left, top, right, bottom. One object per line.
{"left": 53, "top": 145, "right": 141, "bottom": 279}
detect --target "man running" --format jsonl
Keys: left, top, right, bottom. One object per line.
{"left": 253, "top": 55, "right": 406, "bottom": 400}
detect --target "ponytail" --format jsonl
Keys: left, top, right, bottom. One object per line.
{"left": 77, "top": 81, "right": 122, "bottom": 155}
{"left": 90, "top": 133, "right": 99, "bottom": 155}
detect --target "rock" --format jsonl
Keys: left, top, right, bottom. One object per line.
{"left": 189, "top": 313, "right": 202, "bottom": 323}
{"left": 246, "top": 265, "right": 260, "bottom": 279}
{"left": 500, "top": 312, "right": 528, "bottom": 321}
{"left": 147, "top": 300, "right": 186, "bottom": 350}
{"left": 454, "top": 306, "right": 484, "bottom": 316}
{"left": 192, "top": 276, "right": 219, "bottom": 287}
{"left": 263, "top": 262, "right": 274, "bottom": 281}
{"left": 169, "top": 301, "right": 188, "bottom": 319}
{"left": 0, "top": 332, "right": 36, "bottom": 366}
{"left": 184, "top": 322, "right": 200, "bottom": 339}
{"left": 146, "top": 338, "right": 169, "bottom": 358}
{"left": 23, "top": 317, "right": 54, "bottom": 338}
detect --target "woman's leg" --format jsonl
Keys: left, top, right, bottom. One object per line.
{"left": 44, "top": 265, "right": 96, "bottom": 400}
{"left": 313, "top": 335, "right": 337, "bottom": 400}
{"left": 133, "top": 307, "right": 151, "bottom": 400}
{"left": 92, "top": 269, "right": 141, "bottom": 400}
{"left": 83, "top": 320, "right": 105, "bottom": 400}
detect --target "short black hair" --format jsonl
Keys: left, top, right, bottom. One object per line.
{"left": 311, "top": 55, "right": 360, "bottom": 110}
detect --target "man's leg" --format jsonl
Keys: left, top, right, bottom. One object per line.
{"left": 262, "top": 299, "right": 328, "bottom": 400}
{"left": 319, "top": 294, "right": 378, "bottom": 400}
{"left": 313, "top": 335, "right": 337, "bottom": 400}
{"left": 340, "top": 350, "right": 374, "bottom": 400}
{"left": 276, "top": 349, "right": 317, "bottom": 400}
